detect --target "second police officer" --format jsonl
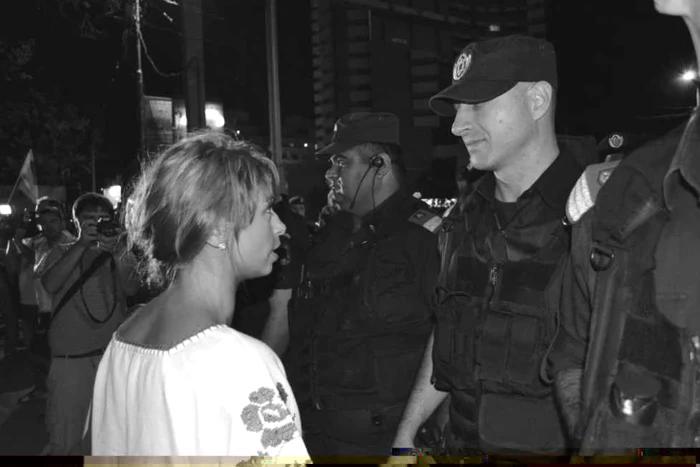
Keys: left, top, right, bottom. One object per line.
{"left": 285, "top": 112, "right": 441, "bottom": 457}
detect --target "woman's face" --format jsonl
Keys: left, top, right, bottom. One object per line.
{"left": 232, "top": 189, "right": 286, "bottom": 280}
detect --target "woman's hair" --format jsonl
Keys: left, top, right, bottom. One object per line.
{"left": 127, "top": 131, "right": 279, "bottom": 288}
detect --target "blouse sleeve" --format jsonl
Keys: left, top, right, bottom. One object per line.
{"left": 214, "top": 340, "right": 311, "bottom": 463}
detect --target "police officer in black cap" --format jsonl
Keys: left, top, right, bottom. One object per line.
{"left": 284, "top": 112, "right": 440, "bottom": 457}
{"left": 549, "top": 0, "right": 700, "bottom": 457}
{"left": 394, "top": 35, "right": 584, "bottom": 459}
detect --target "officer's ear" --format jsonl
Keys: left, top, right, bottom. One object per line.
{"left": 527, "top": 81, "right": 554, "bottom": 122}
{"left": 372, "top": 153, "right": 392, "bottom": 179}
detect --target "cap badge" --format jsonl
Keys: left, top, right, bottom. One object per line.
{"left": 608, "top": 134, "right": 624, "bottom": 149}
{"left": 453, "top": 52, "right": 472, "bottom": 81}
{"left": 598, "top": 168, "right": 613, "bottom": 186}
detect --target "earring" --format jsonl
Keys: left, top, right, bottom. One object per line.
{"left": 206, "top": 241, "right": 227, "bottom": 250}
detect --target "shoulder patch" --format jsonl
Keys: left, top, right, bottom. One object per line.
{"left": 408, "top": 209, "right": 442, "bottom": 233}
{"left": 566, "top": 159, "right": 621, "bottom": 224}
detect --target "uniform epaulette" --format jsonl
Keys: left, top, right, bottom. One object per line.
{"left": 441, "top": 203, "right": 458, "bottom": 220}
{"left": 566, "top": 159, "right": 621, "bottom": 225}
{"left": 408, "top": 208, "right": 443, "bottom": 233}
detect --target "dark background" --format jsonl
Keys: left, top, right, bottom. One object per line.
{"left": 0, "top": 0, "right": 696, "bottom": 191}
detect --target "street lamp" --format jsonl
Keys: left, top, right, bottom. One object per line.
{"left": 103, "top": 185, "right": 122, "bottom": 209}
{"left": 0, "top": 204, "right": 12, "bottom": 216}
{"left": 680, "top": 68, "right": 700, "bottom": 106}
{"left": 681, "top": 69, "right": 698, "bottom": 81}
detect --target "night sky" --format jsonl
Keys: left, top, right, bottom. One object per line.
{"left": 0, "top": 0, "right": 697, "bottom": 189}
{"left": 550, "top": 0, "right": 696, "bottom": 139}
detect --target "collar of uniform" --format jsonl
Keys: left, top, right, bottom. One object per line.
{"left": 362, "top": 189, "right": 408, "bottom": 226}
{"left": 663, "top": 109, "right": 700, "bottom": 211}
{"left": 476, "top": 149, "right": 581, "bottom": 211}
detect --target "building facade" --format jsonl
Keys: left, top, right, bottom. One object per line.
{"left": 311, "top": 0, "right": 549, "bottom": 191}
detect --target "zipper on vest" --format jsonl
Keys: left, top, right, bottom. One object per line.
{"left": 311, "top": 335, "right": 321, "bottom": 410}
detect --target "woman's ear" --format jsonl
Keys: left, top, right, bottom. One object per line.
{"left": 206, "top": 220, "right": 232, "bottom": 251}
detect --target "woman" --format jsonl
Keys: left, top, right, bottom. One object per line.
{"left": 91, "top": 132, "right": 309, "bottom": 461}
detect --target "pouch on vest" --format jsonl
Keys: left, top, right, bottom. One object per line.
{"left": 432, "top": 290, "right": 476, "bottom": 391}
{"left": 479, "top": 392, "right": 567, "bottom": 453}
{"left": 476, "top": 310, "right": 550, "bottom": 397}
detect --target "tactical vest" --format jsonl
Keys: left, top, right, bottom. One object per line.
{"left": 433, "top": 190, "right": 568, "bottom": 449}
{"left": 289, "top": 198, "right": 435, "bottom": 413}
{"left": 579, "top": 124, "right": 696, "bottom": 451}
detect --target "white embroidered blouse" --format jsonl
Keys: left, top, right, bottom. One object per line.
{"left": 91, "top": 325, "right": 309, "bottom": 462}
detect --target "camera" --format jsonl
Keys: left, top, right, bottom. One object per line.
{"left": 96, "top": 217, "right": 120, "bottom": 237}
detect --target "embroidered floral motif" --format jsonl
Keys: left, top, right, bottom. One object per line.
{"left": 248, "top": 387, "right": 275, "bottom": 405}
{"left": 261, "top": 423, "right": 297, "bottom": 448}
{"left": 241, "top": 386, "right": 299, "bottom": 449}
{"left": 276, "top": 382, "right": 288, "bottom": 404}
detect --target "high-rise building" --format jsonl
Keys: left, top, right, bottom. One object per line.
{"left": 311, "top": 0, "right": 549, "bottom": 185}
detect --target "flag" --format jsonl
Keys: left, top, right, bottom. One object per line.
{"left": 17, "top": 150, "right": 38, "bottom": 204}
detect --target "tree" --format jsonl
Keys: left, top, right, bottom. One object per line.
{"left": 0, "top": 0, "right": 169, "bottom": 189}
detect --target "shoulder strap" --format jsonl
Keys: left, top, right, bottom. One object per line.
{"left": 407, "top": 208, "right": 443, "bottom": 233}
{"left": 565, "top": 159, "right": 621, "bottom": 225}
{"left": 437, "top": 212, "right": 464, "bottom": 288}
{"left": 48, "top": 251, "right": 113, "bottom": 328}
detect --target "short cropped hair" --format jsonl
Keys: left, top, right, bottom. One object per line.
{"left": 35, "top": 197, "right": 64, "bottom": 219}
{"left": 127, "top": 131, "right": 279, "bottom": 288}
{"left": 357, "top": 142, "right": 406, "bottom": 182}
{"left": 72, "top": 193, "right": 114, "bottom": 221}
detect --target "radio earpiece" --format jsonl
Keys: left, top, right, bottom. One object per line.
{"left": 369, "top": 156, "right": 385, "bottom": 169}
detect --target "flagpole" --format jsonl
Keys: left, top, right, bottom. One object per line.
{"left": 7, "top": 171, "right": 22, "bottom": 205}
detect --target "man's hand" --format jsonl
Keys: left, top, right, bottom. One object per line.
{"left": 13, "top": 210, "right": 31, "bottom": 241}
{"left": 77, "top": 219, "right": 99, "bottom": 247}
{"left": 98, "top": 227, "right": 124, "bottom": 253}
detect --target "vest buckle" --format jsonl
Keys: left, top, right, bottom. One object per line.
{"left": 590, "top": 243, "right": 615, "bottom": 271}
{"left": 610, "top": 367, "right": 660, "bottom": 427}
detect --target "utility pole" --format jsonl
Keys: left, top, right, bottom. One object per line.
{"left": 266, "top": 0, "right": 286, "bottom": 194}
{"left": 134, "top": 0, "right": 146, "bottom": 160}
{"left": 182, "top": 0, "right": 206, "bottom": 131}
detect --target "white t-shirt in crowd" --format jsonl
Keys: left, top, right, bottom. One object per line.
{"left": 19, "top": 231, "right": 75, "bottom": 310}
{"left": 91, "top": 325, "right": 310, "bottom": 461}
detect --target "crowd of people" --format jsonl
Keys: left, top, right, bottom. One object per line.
{"left": 0, "top": 0, "right": 698, "bottom": 462}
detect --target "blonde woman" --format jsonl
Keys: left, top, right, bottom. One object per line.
{"left": 90, "top": 132, "right": 309, "bottom": 462}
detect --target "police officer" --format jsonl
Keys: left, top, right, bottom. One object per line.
{"left": 285, "top": 112, "right": 440, "bottom": 457}
{"left": 393, "top": 35, "right": 583, "bottom": 458}
{"left": 549, "top": 0, "right": 700, "bottom": 455}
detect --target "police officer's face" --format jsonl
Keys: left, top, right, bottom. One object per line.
{"left": 326, "top": 146, "right": 373, "bottom": 214}
{"left": 451, "top": 84, "right": 536, "bottom": 173}
{"left": 654, "top": 0, "right": 699, "bottom": 17}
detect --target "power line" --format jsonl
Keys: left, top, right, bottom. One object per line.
{"left": 635, "top": 110, "right": 693, "bottom": 120}
{"left": 138, "top": 28, "right": 193, "bottom": 77}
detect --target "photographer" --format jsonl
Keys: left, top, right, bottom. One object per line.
{"left": 37, "top": 193, "right": 138, "bottom": 455}
{"left": 4, "top": 198, "right": 75, "bottom": 360}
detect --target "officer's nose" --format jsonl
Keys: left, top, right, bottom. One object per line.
{"left": 325, "top": 168, "right": 338, "bottom": 186}
{"left": 451, "top": 104, "right": 473, "bottom": 136}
